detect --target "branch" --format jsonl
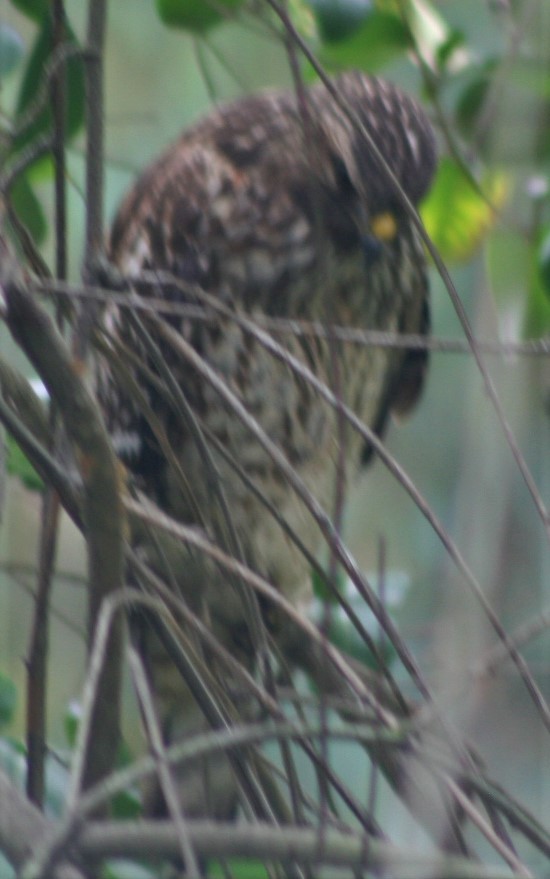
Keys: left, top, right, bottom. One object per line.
{"left": 0, "top": 235, "right": 124, "bottom": 794}
{"left": 76, "top": 819, "right": 526, "bottom": 878}
{"left": 148, "top": 275, "right": 550, "bottom": 736}
{"left": 32, "top": 277, "right": 550, "bottom": 356}
{"left": 82, "top": 0, "right": 106, "bottom": 276}
{"left": 73, "top": 0, "right": 108, "bottom": 358}
{"left": 0, "top": 353, "right": 51, "bottom": 445}
{"left": 0, "top": 392, "right": 82, "bottom": 525}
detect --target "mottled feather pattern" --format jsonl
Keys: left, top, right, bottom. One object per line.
{"left": 98, "top": 70, "right": 436, "bottom": 816}
{"left": 100, "top": 73, "right": 435, "bottom": 632}
{"left": 101, "top": 71, "right": 436, "bottom": 604}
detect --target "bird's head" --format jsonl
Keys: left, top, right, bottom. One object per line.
{"left": 310, "top": 71, "right": 437, "bottom": 258}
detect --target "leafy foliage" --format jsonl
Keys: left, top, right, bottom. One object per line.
{"left": 5, "top": 434, "right": 43, "bottom": 492}
{"left": 311, "top": 567, "right": 408, "bottom": 667}
{"left": 12, "top": 13, "right": 85, "bottom": 155}
{"left": 156, "top": 0, "right": 245, "bottom": 33}
{"left": 421, "top": 157, "right": 510, "bottom": 263}
{"left": 8, "top": 0, "right": 47, "bottom": 21}
{"left": 306, "top": 0, "right": 374, "bottom": 43}
{"left": 320, "top": 9, "right": 411, "bottom": 68}
{"left": 207, "top": 860, "right": 270, "bottom": 878}
{"left": 4, "top": 2, "right": 85, "bottom": 244}
{"left": 0, "top": 675, "right": 16, "bottom": 730}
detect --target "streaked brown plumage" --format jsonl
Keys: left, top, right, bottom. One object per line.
{"left": 99, "top": 70, "right": 436, "bottom": 816}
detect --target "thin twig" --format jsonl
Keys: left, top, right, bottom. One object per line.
{"left": 0, "top": 135, "right": 53, "bottom": 195}
{"left": 0, "top": 394, "right": 81, "bottom": 524}
{"left": 127, "top": 551, "right": 388, "bottom": 836}
{"left": 0, "top": 353, "right": 50, "bottom": 445}
{"left": 83, "top": 0, "right": 106, "bottom": 275}
{"left": 1, "top": 240, "right": 124, "bottom": 795}
{"left": 75, "top": 0, "right": 107, "bottom": 360}
{"left": 174, "top": 283, "right": 550, "bottom": 735}
{"left": 8, "top": 44, "right": 84, "bottom": 144}
{"left": 444, "top": 776, "right": 532, "bottom": 877}
{"left": 125, "top": 496, "right": 388, "bottom": 717}
{"left": 32, "top": 277, "right": 550, "bottom": 356}
{"left": 51, "top": 0, "right": 68, "bottom": 287}
{"left": 126, "top": 307, "right": 269, "bottom": 672}
{"left": 25, "top": 483, "right": 60, "bottom": 807}
{"left": 128, "top": 646, "right": 201, "bottom": 875}
{"left": 149, "top": 311, "right": 431, "bottom": 701}
{"left": 146, "top": 282, "right": 547, "bottom": 733}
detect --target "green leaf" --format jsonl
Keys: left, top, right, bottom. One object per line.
{"left": 537, "top": 229, "right": 550, "bottom": 296}
{"left": 320, "top": 10, "right": 410, "bottom": 72}
{"left": 456, "top": 59, "right": 550, "bottom": 162}
{"left": 0, "top": 675, "right": 17, "bottom": 728}
{"left": 111, "top": 788, "right": 142, "bottom": 819}
{"left": 435, "top": 28, "right": 465, "bottom": 71}
{"left": 102, "top": 861, "right": 157, "bottom": 879}
{"left": 9, "top": 172, "right": 47, "bottom": 245}
{"left": 287, "top": 0, "right": 318, "bottom": 39}
{"left": 404, "top": 0, "right": 458, "bottom": 71}
{"left": 110, "top": 733, "right": 142, "bottom": 817}
{"left": 5, "top": 433, "right": 44, "bottom": 492}
{"left": 486, "top": 228, "right": 550, "bottom": 338}
{"left": 8, "top": 0, "right": 47, "bottom": 21}
{"left": 0, "top": 24, "right": 25, "bottom": 76}
{"left": 12, "top": 12, "right": 85, "bottom": 156}
{"left": 525, "top": 274, "right": 550, "bottom": 337}
{"left": 421, "top": 157, "right": 509, "bottom": 263}
{"left": 306, "top": 0, "right": 373, "bottom": 44}
{"left": 64, "top": 702, "right": 141, "bottom": 817}
{"left": 525, "top": 231, "right": 550, "bottom": 336}
{"left": 310, "top": 571, "right": 409, "bottom": 668}
{"left": 207, "top": 860, "right": 270, "bottom": 879}
{"left": 156, "top": 0, "right": 244, "bottom": 33}
{"left": 311, "top": 566, "right": 347, "bottom": 604}
{"left": 337, "top": 618, "right": 395, "bottom": 667}
{"left": 456, "top": 71, "right": 490, "bottom": 136}
{"left": 63, "top": 699, "right": 81, "bottom": 747}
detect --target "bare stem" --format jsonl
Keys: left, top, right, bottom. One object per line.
{"left": 1, "top": 236, "right": 124, "bottom": 796}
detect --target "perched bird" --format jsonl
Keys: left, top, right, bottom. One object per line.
{"left": 98, "top": 70, "right": 436, "bottom": 816}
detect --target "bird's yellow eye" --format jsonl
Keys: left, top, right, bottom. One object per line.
{"left": 370, "top": 211, "right": 398, "bottom": 242}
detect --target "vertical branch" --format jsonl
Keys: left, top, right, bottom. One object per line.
{"left": 2, "top": 242, "right": 125, "bottom": 798}
{"left": 83, "top": 0, "right": 106, "bottom": 277}
{"left": 72, "top": 0, "right": 125, "bottom": 795}
{"left": 25, "top": 0, "right": 67, "bottom": 807}
{"left": 76, "top": 0, "right": 107, "bottom": 360}
{"left": 25, "top": 487, "right": 59, "bottom": 807}
{"left": 51, "top": 0, "right": 67, "bottom": 286}
{"left": 82, "top": 0, "right": 107, "bottom": 623}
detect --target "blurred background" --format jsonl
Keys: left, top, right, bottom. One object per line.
{"left": 0, "top": 0, "right": 549, "bottom": 871}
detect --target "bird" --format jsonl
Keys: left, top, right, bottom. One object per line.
{"left": 97, "top": 70, "right": 437, "bottom": 817}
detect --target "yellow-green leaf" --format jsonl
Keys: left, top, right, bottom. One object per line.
{"left": 421, "top": 157, "right": 509, "bottom": 263}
